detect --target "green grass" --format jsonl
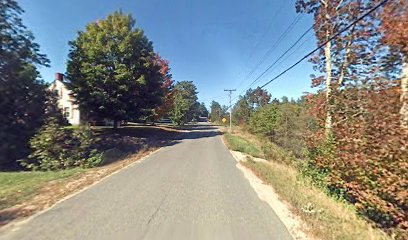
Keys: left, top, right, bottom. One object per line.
{"left": 0, "top": 168, "right": 85, "bottom": 210}
{"left": 224, "top": 133, "right": 263, "bottom": 157}
{"left": 243, "top": 158, "right": 390, "bottom": 240}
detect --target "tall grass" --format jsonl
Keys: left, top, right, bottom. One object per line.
{"left": 243, "top": 159, "right": 390, "bottom": 240}
{"left": 223, "top": 132, "right": 390, "bottom": 240}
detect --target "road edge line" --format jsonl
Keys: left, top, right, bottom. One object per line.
{"left": 0, "top": 146, "right": 164, "bottom": 234}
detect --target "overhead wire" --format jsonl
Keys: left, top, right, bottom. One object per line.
{"left": 259, "top": 0, "right": 389, "bottom": 89}
{"left": 244, "top": 25, "right": 313, "bottom": 91}
{"left": 241, "top": 13, "right": 304, "bottom": 83}
{"left": 225, "top": 0, "right": 390, "bottom": 110}
{"left": 233, "top": 13, "right": 305, "bottom": 101}
{"left": 233, "top": 1, "right": 287, "bottom": 90}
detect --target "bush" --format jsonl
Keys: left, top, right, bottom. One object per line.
{"left": 247, "top": 102, "right": 308, "bottom": 158}
{"left": 260, "top": 139, "right": 297, "bottom": 166}
{"left": 20, "top": 119, "right": 102, "bottom": 170}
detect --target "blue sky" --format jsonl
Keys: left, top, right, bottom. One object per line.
{"left": 19, "top": 0, "right": 316, "bottom": 107}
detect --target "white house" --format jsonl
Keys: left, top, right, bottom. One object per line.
{"left": 48, "top": 73, "right": 81, "bottom": 125}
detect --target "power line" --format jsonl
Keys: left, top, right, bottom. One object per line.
{"left": 245, "top": 25, "right": 313, "bottom": 90}
{"left": 245, "top": 1, "right": 286, "bottom": 61}
{"left": 226, "top": 0, "right": 389, "bottom": 111}
{"left": 261, "top": 32, "right": 315, "bottom": 78}
{"left": 259, "top": 0, "right": 389, "bottom": 89}
{"left": 232, "top": 18, "right": 312, "bottom": 104}
{"left": 276, "top": 33, "right": 315, "bottom": 68}
{"left": 234, "top": 1, "right": 288, "bottom": 91}
{"left": 235, "top": 13, "right": 304, "bottom": 91}
{"left": 245, "top": 14, "right": 303, "bottom": 80}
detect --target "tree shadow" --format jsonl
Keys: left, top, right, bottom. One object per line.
{"left": 0, "top": 207, "right": 33, "bottom": 228}
{"left": 0, "top": 124, "right": 224, "bottom": 225}
{"left": 94, "top": 124, "right": 223, "bottom": 165}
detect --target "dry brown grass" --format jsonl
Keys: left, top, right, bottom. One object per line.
{"left": 223, "top": 130, "right": 391, "bottom": 240}
{"left": 243, "top": 160, "right": 391, "bottom": 240}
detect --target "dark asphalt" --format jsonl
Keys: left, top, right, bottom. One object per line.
{"left": 1, "top": 125, "right": 292, "bottom": 240}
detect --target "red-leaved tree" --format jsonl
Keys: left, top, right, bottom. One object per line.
{"left": 153, "top": 54, "right": 174, "bottom": 120}
{"left": 299, "top": 0, "right": 408, "bottom": 237}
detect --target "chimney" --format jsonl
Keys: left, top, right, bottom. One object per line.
{"left": 55, "top": 73, "right": 64, "bottom": 81}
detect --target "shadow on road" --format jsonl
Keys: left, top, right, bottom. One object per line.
{"left": 0, "top": 124, "right": 223, "bottom": 227}
{"left": 94, "top": 123, "right": 223, "bottom": 165}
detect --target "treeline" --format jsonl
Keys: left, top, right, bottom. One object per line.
{"left": 225, "top": 0, "right": 407, "bottom": 238}
{"left": 0, "top": 1, "right": 207, "bottom": 170}
{"left": 229, "top": 88, "right": 308, "bottom": 160}
{"left": 208, "top": 101, "right": 229, "bottom": 124}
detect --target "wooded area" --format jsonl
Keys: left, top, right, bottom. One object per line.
{"left": 0, "top": 1, "right": 207, "bottom": 170}
{"left": 226, "top": 0, "right": 407, "bottom": 238}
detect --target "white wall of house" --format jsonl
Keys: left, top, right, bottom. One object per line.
{"left": 48, "top": 78, "right": 81, "bottom": 125}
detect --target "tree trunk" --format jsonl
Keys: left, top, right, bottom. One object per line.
{"left": 400, "top": 61, "right": 408, "bottom": 129}
{"left": 324, "top": 37, "right": 333, "bottom": 137}
{"left": 338, "top": 40, "right": 352, "bottom": 86}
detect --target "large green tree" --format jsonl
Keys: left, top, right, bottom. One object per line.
{"left": 197, "top": 102, "right": 209, "bottom": 117}
{"left": 169, "top": 81, "right": 198, "bottom": 125}
{"left": 66, "top": 11, "right": 164, "bottom": 128}
{"left": 232, "top": 87, "right": 271, "bottom": 125}
{"left": 0, "top": 0, "right": 49, "bottom": 168}
{"left": 209, "top": 101, "right": 224, "bottom": 123}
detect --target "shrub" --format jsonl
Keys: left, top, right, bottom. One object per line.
{"left": 247, "top": 102, "right": 308, "bottom": 159}
{"left": 306, "top": 88, "right": 408, "bottom": 237}
{"left": 260, "top": 139, "right": 297, "bottom": 166}
{"left": 20, "top": 119, "right": 102, "bottom": 170}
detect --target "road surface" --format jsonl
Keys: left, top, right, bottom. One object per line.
{"left": 1, "top": 125, "right": 292, "bottom": 240}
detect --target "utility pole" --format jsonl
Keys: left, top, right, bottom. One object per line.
{"left": 224, "top": 89, "right": 236, "bottom": 133}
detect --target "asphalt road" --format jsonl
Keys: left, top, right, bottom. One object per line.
{"left": 1, "top": 125, "right": 292, "bottom": 240}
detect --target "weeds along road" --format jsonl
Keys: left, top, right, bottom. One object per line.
{"left": 1, "top": 124, "right": 292, "bottom": 240}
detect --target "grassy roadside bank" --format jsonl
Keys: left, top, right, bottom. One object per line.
{"left": 223, "top": 131, "right": 391, "bottom": 240}
{"left": 0, "top": 169, "right": 84, "bottom": 210}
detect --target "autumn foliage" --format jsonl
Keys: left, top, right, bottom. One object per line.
{"left": 153, "top": 53, "right": 175, "bottom": 120}
{"left": 380, "top": 0, "right": 408, "bottom": 56}
{"left": 299, "top": 0, "right": 408, "bottom": 237}
{"left": 307, "top": 85, "right": 407, "bottom": 235}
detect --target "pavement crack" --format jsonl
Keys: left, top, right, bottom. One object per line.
{"left": 146, "top": 192, "right": 169, "bottom": 225}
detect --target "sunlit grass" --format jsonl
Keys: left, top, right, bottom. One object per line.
{"left": 243, "top": 159, "right": 390, "bottom": 240}
{"left": 224, "top": 133, "right": 263, "bottom": 158}
{"left": 0, "top": 168, "right": 85, "bottom": 210}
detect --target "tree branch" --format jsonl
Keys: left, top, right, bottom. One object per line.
{"left": 333, "top": 111, "right": 364, "bottom": 127}
{"left": 338, "top": 25, "right": 356, "bottom": 86}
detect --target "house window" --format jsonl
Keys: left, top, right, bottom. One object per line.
{"left": 64, "top": 107, "right": 70, "bottom": 118}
